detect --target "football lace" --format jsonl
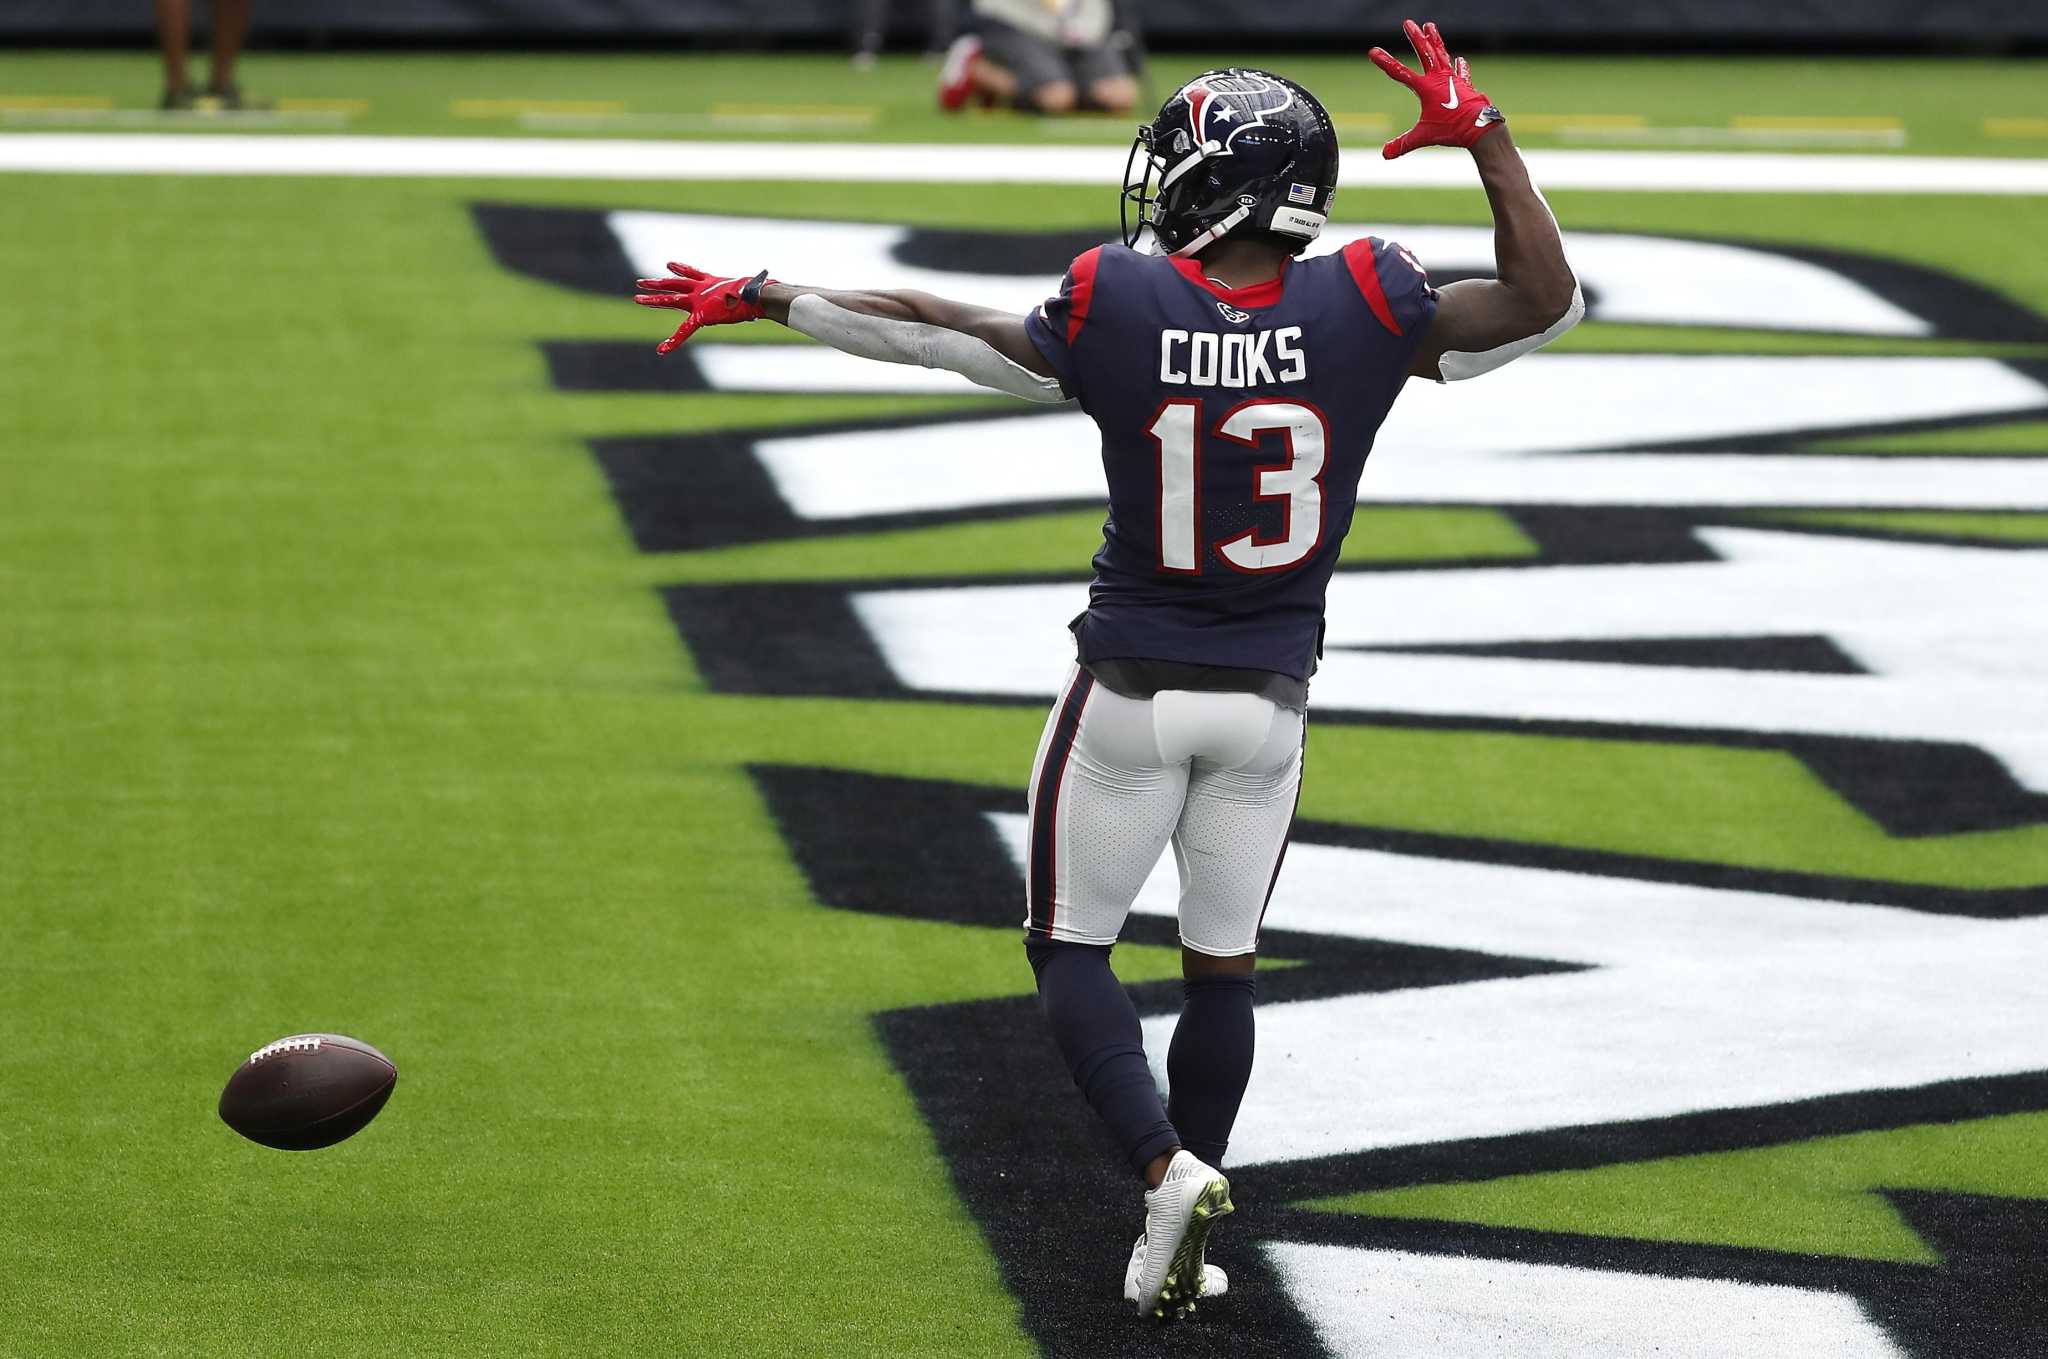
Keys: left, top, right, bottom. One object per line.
{"left": 247, "top": 1035, "right": 323, "bottom": 1064}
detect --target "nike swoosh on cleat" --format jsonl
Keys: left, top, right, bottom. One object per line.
{"left": 1441, "top": 85, "right": 1460, "bottom": 110}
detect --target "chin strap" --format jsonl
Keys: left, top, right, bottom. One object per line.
{"left": 1160, "top": 144, "right": 1221, "bottom": 190}
{"left": 1169, "top": 204, "right": 1253, "bottom": 258}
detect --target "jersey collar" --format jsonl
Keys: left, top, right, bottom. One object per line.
{"left": 1167, "top": 254, "right": 1290, "bottom": 309}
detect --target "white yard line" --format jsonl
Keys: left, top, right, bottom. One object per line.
{"left": 3, "top": 133, "right": 2046, "bottom": 194}
{"left": 0, "top": 109, "right": 357, "bottom": 131}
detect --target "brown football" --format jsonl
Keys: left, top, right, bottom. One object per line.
{"left": 218, "top": 1033, "right": 397, "bottom": 1151}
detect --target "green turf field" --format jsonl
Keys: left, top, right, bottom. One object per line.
{"left": 2, "top": 47, "right": 2047, "bottom": 155}
{"left": 3, "top": 49, "right": 2047, "bottom": 1359}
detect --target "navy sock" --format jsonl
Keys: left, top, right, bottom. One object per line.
{"left": 1028, "top": 941, "right": 1180, "bottom": 1177}
{"left": 1166, "top": 973, "right": 1256, "bottom": 1168}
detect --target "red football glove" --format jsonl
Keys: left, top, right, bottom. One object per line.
{"left": 1369, "top": 19, "right": 1504, "bottom": 160}
{"left": 632, "top": 263, "right": 772, "bottom": 354}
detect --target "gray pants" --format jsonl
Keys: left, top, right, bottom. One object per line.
{"left": 979, "top": 16, "right": 1132, "bottom": 101}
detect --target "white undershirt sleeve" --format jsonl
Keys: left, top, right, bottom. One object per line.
{"left": 784, "top": 293, "right": 1069, "bottom": 403}
{"left": 1437, "top": 281, "right": 1585, "bottom": 382}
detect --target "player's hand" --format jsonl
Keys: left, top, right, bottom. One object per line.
{"left": 632, "top": 263, "right": 772, "bottom": 354}
{"left": 1369, "top": 19, "right": 1503, "bottom": 160}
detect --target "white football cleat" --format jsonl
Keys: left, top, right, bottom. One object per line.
{"left": 1128, "top": 1151, "right": 1233, "bottom": 1319}
{"left": 1124, "top": 1234, "right": 1229, "bottom": 1311}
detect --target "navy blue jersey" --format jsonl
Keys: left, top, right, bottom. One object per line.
{"left": 1025, "top": 241, "right": 1436, "bottom": 683}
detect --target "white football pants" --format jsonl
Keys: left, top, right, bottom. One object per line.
{"left": 1023, "top": 663, "right": 1304, "bottom": 956}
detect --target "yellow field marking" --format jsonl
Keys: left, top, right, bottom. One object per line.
{"left": 708, "top": 115, "right": 879, "bottom": 132}
{"left": 1984, "top": 117, "right": 2048, "bottom": 139}
{"left": 708, "top": 102, "right": 878, "bottom": 131}
{"left": 1731, "top": 115, "right": 1904, "bottom": 131}
{"left": 710, "top": 103, "right": 878, "bottom": 119}
{"left": 275, "top": 98, "right": 370, "bottom": 115}
{"left": 0, "top": 95, "right": 113, "bottom": 111}
{"left": 1512, "top": 113, "right": 1647, "bottom": 131}
{"left": 452, "top": 98, "right": 624, "bottom": 119}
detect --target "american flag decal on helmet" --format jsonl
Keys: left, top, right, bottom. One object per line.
{"left": 1287, "top": 182, "right": 1316, "bottom": 204}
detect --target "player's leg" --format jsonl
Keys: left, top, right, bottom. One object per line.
{"left": 1084, "top": 73, "right": 1138, "bottom": 115}
{"left": 1127, "top": 692, "right": 1297, "bottom": 1313}
{"left": 964, "top": 53, "right": 1015, "bottom": 107}
{"left": 1170, "top": 947, "right": 1257, "bottom": 1166}
{"left": 969, "top": 57, "right": 1018, "bottom": 106}
{"left": 975, "top": 19, "right": 1077, "bottom": 114}
{"left": 206, "top": 0, "right": 254, "bottom": 105}
{"left": 1024, "top": 667, "right": 1189, "bottom": 1182}
{"left": 851, "top": 0, "right": 886, "bottom": 70}
{"left": 1166, "top": 696, "right": 1303, "bottom": 1167}
{"left": 1025, "top": 668, "right": 1241, "bottom": 1318}
{"left": 154, "top": 0, "right": 193, "bottom": 109}
{"left": 1069, "top": 42, "right": 1139, "bottom": 114}
{"left": 1028, "top": 79, "right": 1078, "bottom": 115}
{"left": 1118, "top": 691, "right": 1296, "bottom": 1316}
{"left": 1119, "top": 939, "right": 1252, "bottom": 1313}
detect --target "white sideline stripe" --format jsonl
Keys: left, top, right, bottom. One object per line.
{"left": 6, "top": 133, "right": 2048, "bottom": 195}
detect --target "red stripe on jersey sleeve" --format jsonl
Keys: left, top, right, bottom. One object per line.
{"left": 1066, "top": 246, "right": 1102, "bottom": 344}
{"left": 1341, "top": 238, "right": 1403, "bottom": 337}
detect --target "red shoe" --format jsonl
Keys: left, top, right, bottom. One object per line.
{"left": 937, "top": 34, "right": 982, "bottom": 112}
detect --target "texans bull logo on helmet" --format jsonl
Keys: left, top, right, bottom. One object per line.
{"left": 1123, "top": 67, "right": 1340, "bottom": 260}
{"left": 1178, "top": 72, "right": 1297, "bottom": 163}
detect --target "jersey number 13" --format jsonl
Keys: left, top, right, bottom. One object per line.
{"left": 1148, "top": 398, "right": 1328, "bottom": 574}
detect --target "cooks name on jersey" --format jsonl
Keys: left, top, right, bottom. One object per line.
{"left": 1159, "top": 326, "right": 1309, "bottom": 387}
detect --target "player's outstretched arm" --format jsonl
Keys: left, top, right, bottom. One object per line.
{"left": 762, "top": 283, "right": 1052, "bottom": 374}
{"left": 1371, "top": 20, "right": 1582, "bottom": 381}
{"left": 631, "top": 265, "right": 1065, "bottom": 403}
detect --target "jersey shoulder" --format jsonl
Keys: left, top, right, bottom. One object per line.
{"left": 1087, "top": 242, "right": 1152, "bottom": 273}
{"left": 1034, "top": 243, "right": 1154, "bottom": 345}
{"left": 1027, "top": 244, "right": 1138, "bottom": 393}
{"left": 1066, "top": 242, "right": 1162, "bottom": 306}
{"left": 1046, "top": 243, "right": 1136, "bottom": 324}
{"left": 1334, "top": 236, "right": 1438, "bottom": 338}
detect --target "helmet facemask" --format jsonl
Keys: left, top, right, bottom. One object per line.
{"left": 1120, "top": 123, "right": 1165, "bottom": 253}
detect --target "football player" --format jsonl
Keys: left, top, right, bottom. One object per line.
{"left": 635, "top": 18, "right": 1580, "bottom": 1321}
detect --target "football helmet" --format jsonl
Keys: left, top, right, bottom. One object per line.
{"left": 1122, "top": 69, "right": 1338, "bottom": 258}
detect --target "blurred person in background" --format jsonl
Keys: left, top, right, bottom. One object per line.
{"left": 938, "top": 0, "right": 1142, "bottom": 115}
{"left": 156, "top": 0, "right": 260, "bottom": 110}
{"left": 852, "top": 0, "right": 959, "bottom": 69}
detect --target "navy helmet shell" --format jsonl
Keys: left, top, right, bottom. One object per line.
{"left": 1122, "top": 68, "right": 1340, "bottom": 257}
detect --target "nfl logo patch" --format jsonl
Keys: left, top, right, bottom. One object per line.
{"left": 1287, "top": 182, "right": 1316, "bottom": 205}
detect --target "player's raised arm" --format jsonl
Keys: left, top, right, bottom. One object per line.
{"left": 631, "top": 265, "right": 1067, "bottom": 403}
{"left": 1371, "top": 19, "right": 1583, "bottom": 381}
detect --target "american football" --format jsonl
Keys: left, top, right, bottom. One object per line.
{"left": 217, "top": 1034, "right": 397, "bottom": 1151}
